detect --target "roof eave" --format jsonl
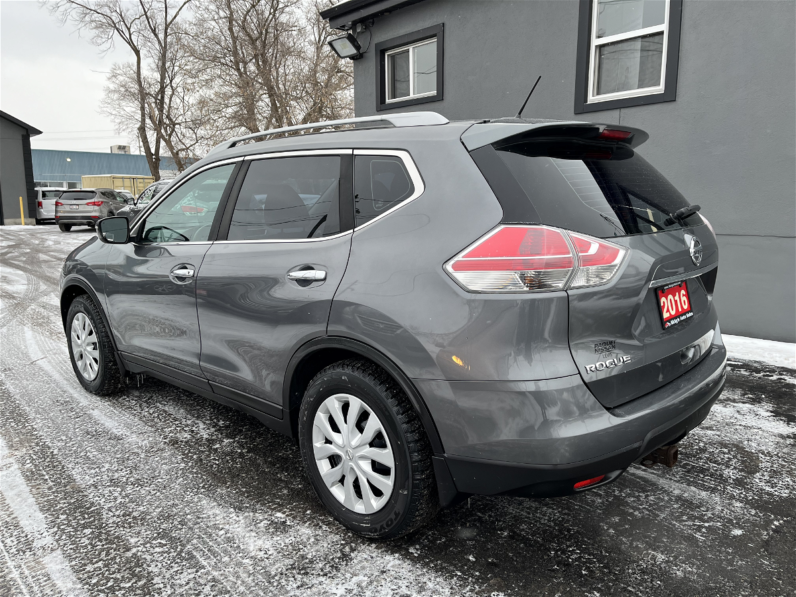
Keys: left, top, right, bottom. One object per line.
{"left": 320, "top": 0, "right": 427, "bottom": 29}
{"left": 0, "top": 110, "right": 43, "bottom": 136}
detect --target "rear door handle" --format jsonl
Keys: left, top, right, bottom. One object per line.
{"left": 287, "top": 269, "right": 326, "bottom": 281}
{"left": 172, "top": 268, "right": 195, "bottom": 278}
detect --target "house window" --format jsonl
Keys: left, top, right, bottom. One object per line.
{"left": 386, "top": 39, "right": 437, "bottom": 102}
{"left": 376, "top": 24, "right": 443, "bottom": 111}
{"left": 574, "top": 0, "right": 682, "bottom": 113}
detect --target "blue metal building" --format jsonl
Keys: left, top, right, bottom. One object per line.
{"left": 32, "top": 149, "right": 184, "bottom": 187}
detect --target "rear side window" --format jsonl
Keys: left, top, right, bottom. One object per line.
{"left": 227, "top": 156, "right": 341, "bottom": 241}
{"left": 482, "top": 139, "right": 702, "bottom": 237}
{"left": 41, "top": 191, "right": 62, "bottom": 199}
{"left": 354, "top": 155, "right": 414, "bottom": 227}
{"left": 59, "top": 192, "right": 97, "bottom": 201}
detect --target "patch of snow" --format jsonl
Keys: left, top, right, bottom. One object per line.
{"left": 723, "top": 334, "right": 795, "bottom": 369}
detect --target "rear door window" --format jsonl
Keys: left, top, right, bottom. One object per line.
{"left": 354, "top": 155, "right": 414, "bottom": 227}
{"left": 227, "top": 156, "right": 341, "bottom": 241}
{"left": 487, "top": 139, "right": 703, "bottom": 237}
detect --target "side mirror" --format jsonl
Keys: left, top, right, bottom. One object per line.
{"left": 97, "top": 216, "right": 130, "bottom": 244}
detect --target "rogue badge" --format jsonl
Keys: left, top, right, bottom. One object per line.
{"left": 585, "top": 355, "right": 631, "bottom": 373}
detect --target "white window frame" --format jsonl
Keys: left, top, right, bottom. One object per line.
{"left": 587, "top": 0, "right": 670, "bottom": 104}
{"left": 385, "top": 38, "right": 438, "bottom": 103}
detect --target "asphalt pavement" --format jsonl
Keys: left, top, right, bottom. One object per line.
{"left": 1, "top": 225, "right": 794, "bottom": 597}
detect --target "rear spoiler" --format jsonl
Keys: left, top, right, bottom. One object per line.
{"left": 461, "top": 121, "right": 649, "bottom": 151}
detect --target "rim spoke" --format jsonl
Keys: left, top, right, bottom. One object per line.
{"left": 85, "top": 345, "right": 99, "bottom": 360}
{"left": 358, "top": 446, "right": 394, "bottom": 469}
{"left": 326, "top": 398, "right": 348, "bottom": 439}
{"left": 343, "top": 469, "right": 358, "bottom": 511}
{"left": 358, "top": 464, "right": 393, "bottom": 495}
{"left": 314, "top": 411, "right": 342, "bottom": 446}
{"left": 355, "top": 467, "right": 379, "bottom": 514}
{"left": 313, "top": 442, "right": 342, "bottom": 461}
{"left": 321, "top": 463, "right": 343, "bottom": 489}
{"left": 358, "top": 415, "right": 381, "bottom": 447}
{"left": 345, "top": 396, "right": 363, "bottom": 446}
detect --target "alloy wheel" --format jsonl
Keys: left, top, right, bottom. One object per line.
{"left": 312, "top": 393, "right": 395, "bottom": 514}
{"left": 71, "top": 312, "right": 100, "bottom": 381}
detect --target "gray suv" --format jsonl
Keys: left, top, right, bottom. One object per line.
{"left": 55, "top": 188, "right": 129, "bottom": 231}
{"left": 59, "top": 112, "right": 727, "bottom": 538}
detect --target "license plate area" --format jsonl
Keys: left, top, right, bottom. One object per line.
{"left": 657, "top": 281, "right": 693, "bottom": 329}
{"left": 69, "top": 204, "right": 80, "bottom": 210}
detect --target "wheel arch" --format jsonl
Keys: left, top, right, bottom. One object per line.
{"left": 60, "top": 278, "right": 126, "bottom": 376}
{"left": 284, "top": 337, "right": 445, "bottom": 456}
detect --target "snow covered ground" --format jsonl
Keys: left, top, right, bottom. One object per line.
{"left": 1, "top": 226, "right": 794, "bottom": 597}
{"left": 724, "top": 334, "right": 796, "bottom": 369}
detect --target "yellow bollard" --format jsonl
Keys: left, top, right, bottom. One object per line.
{"left": 19, "top": 196, "right": 25, "bottom": 226}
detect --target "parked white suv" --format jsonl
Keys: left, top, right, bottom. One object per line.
{"left": 35, "top": 187, "right": 66, "bottom": 224}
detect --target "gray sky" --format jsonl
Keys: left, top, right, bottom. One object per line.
{"left": 1, "top": 0, "right": 136, "bottom": 153}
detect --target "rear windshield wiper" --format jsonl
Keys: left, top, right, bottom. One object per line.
{"left": 664, "top": 204, "right": 701, "bottom": 226}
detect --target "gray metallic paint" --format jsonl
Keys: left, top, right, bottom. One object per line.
{"left": 59, "top": 119, "right": 729, "bottom": 499}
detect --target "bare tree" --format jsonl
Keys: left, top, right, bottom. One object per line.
{"left": 51, "top": 0, "right": 192, "bottom": 178}
{"left": 186, "top": 0, "right": 352, "bottom": 141}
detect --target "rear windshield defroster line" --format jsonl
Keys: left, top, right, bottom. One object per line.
{"left": 470, "top": 140, "right": 704, "bottom": 238}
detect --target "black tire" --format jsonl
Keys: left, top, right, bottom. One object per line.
{"left": 298, "top": 359, "right": 438, "bottom": 539}
{"left": 58, "top": 224, "right": 72, "bottom": 232}
{"left": 66, "top": 295, "right": 123, "bottom": 395}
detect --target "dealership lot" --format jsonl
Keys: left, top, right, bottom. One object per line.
{"left": 1, "top": 226, "right": 794, "bottom": 597}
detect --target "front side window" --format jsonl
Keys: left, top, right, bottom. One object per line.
{"left": 376, "top": 24, "right": 443, "bottom": 111}
{"left": 227, "top": 156, "right": 341, "bottom": 241}
{"left": 140, "top": 164, "right": 235, "bottom": 244}
{"left": 354, "top": 156, "right": 414, "bottom": 227}
{"left": 575, "top": 0, "right": 682, "bottom": 113}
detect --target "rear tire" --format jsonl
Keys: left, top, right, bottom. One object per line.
{"left": 66, "top": 295, "right": 123, "bottom": 395}
{"left": 58, "top": 224, "right": 72, "bottom": 232}
{"left": 298, "top": 359, "right": 438, "bottom": 539}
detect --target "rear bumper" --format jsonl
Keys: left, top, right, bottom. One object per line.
{"left": 418, "top": 339, "right": 727, "bottom": 499}
{"left": 55, "top": 215, "right": 99, "bottom": 226}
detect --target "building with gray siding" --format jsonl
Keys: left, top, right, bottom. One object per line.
{"left": 322, "top": 0, "right": 796, "bottom": 342}
{"left": 0, "top": 111, "right": 41, "bottom": 225}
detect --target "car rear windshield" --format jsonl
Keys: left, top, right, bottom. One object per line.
{"left": 491, "top": 139, "right": 703, "bottom": 237}
{"left": 59, "top": 191, "right": 97, "bottom": 201}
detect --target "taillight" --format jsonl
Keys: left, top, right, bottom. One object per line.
{"left": 598, "top": 128, "right": 633, "bottom": 142}
{"left": 55, "top": 201, "right": 64, "bottom": 206}
{"left": 445, "top": 225, "right": 626, "bottom": 293}
{"left": 37, "top": 201, "right": 43, "bottom": 208}
{"left": 568, "top": 232, "right": 625, "bottom": 289}
{"left": 446, "top": 226, "right": 575, "bottom": 292}
{"left": 85, "top": 201, "right": 104, "bottom": 206}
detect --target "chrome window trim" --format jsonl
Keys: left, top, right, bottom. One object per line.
{"left": 649, "top": 261, "right": 717, "bottom": 289}
{"left": 352, "top": 149, "right": 425, "bottom": 233}
{"left": 130, "top": 157, "right": 244, "bottom": 237}
{"left": 214, "top": 230, "right": 352, "bottom": 245}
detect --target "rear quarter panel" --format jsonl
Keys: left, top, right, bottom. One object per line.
{"left": 329, "top": 135, "right": 578, "bottom": 382}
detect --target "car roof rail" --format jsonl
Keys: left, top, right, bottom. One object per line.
{"left": 206, "top": 112, "right": 450, "bottom": 156}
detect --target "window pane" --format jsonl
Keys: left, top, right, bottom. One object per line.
{"left": 354, "top": 156, "right": 414, "bottom": 227}
{"left": 227, "top": 156, "right": 340, "bottom": 241}
{"left": 388, "top": 50, "right": 410, "bottom": 99}
{"left": 596, "top": 33, "right": 663, "bottom": 96}
{"left": 596, "top": 0, "right": 666, "bottom": 38}
{"left": 413, "top": 40, "right": 437, "bottom": 96}
{"left": 141, "top": 164, "right": 234, "bottom": 244}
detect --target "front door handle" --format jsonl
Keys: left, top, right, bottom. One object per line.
{"left": 287, "top": 269, "right": 326, "bottom": 282}
{"left": 169, "top": 265, "right": 195, "bottom": 284}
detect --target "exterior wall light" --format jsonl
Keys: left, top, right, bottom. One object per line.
{"left": 329, "top": 33, "right": 362, "bottom": 60}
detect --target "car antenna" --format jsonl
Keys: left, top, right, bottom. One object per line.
{"left": 515, "top": 76, "right": 542, "bottom": 119}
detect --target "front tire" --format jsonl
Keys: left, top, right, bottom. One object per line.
{"left": 66, "top": 295, "right": 123, "bottom": 395}
{"left": 298, "top": 359, "right": 438, "bottom": 539}
{"left": 58, "top": 224, "right": 72, "bottom": 232}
